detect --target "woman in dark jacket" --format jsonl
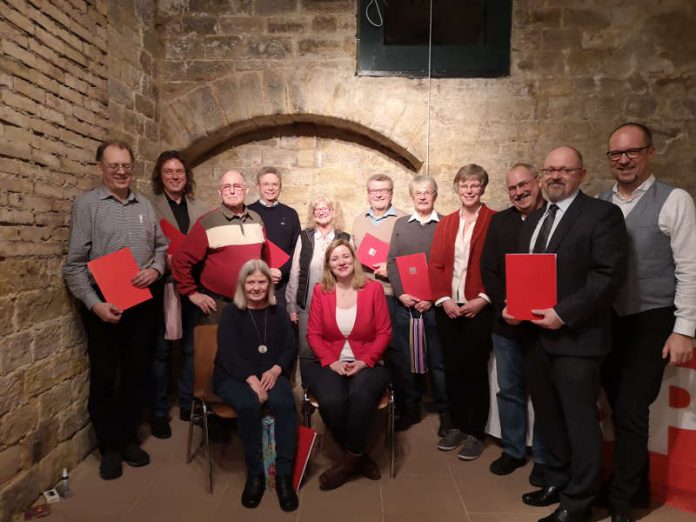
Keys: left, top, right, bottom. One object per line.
{"left": 214, "top": 259, "right": 298, "bottom": 512}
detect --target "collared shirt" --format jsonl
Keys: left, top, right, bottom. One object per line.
{"left": 450, "top": 205, "right": 488, "bottom": 304}
{"left": 256, "top": 198, "right": 279, "bottom": 208}
{"left": 63, "top": 186, "right": 168, "bottom": 310}
{"left": 166, "top": 193, "right": 190, "bottom": 233}
{"left": 528, "top": 191, "right": 580, "bottom": 253}
{"left": 366, "top": 205, "right": 399, "bottom": 225}
{"left": 408, "top": 210, "right": 440, "bottom": 225}
{"left": 610, "top": 175, "right": 696, "bottom": 336}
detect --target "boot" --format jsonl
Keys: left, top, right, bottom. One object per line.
{"left": 319, "top": 452, "right": 361, "bottom": 490}
{"left": 357, "top": 453, "right": 381, "bottom": 480}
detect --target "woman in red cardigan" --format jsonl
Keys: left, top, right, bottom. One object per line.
{"left": 429, "top": 164, "right": 495, "bottom": 461}
{"left": 306, "top": 238, "right": 391, "bottom": 491}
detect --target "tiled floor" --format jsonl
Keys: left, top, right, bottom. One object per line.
{"left": 42, "top": 409, "right": 694, "bottom": 522}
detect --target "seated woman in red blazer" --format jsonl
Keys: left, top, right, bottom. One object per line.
{"left": 306, "top": 238, "right": 391, "bottom": 491}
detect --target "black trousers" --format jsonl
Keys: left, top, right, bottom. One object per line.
{"left": 602, "top": 308, "right": 674, "bottom": 510}
{"left": 524, "top": 336, "right": 603, "bottom": 512}
{"left": 435, "top": 307, "right": 493, "bottom": 440}
{"left": 81, "top": 298, "right": 157, "bottom": 453}
{"left": 303, "top": 361, "right": 388, "bottom": 454}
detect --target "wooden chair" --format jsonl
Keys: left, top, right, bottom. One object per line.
{"left": 302, "top": 386, "right": 396, "bottom": 478}
{"left": 186, "top": 324, "right": 237, "bottom": 494}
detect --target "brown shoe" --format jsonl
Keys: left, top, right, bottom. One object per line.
{"left": 357, "top": 453, "right": 381, "bottom": 480}
{"left": 319, "top": 452, "right": 360, "bottom": 491}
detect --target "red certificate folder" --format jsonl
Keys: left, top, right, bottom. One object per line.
{"left": 265, "top": 239, "right": 290, "bottom": 269}
{"left": 505, "top": 253, "right": 557, "bottom": 320}
{"left": 396, "top": 252, "right": 433, "bottom": 301}
{"left": 357, "top": 233, "right": 389, "bottom": 269}
{"left": 292, "top": 425, "right": 317, "bottom": 491}
{"left": 87, "top": 247, "right": 152, "bottom": 311}
{"left": 159, "top": 219, "right": 186, "bottom": 254}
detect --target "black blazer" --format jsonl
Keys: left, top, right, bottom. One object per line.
{"left": 517, "top": 191, "right": 627, "bottom": 357}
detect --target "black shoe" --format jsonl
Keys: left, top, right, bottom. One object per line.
{"left": 522, "top": 486, "right": 561, "bottom": 507}
{"left": 489, "top": 452, "right": 526, "bottom": 475}
{"left": 241, "top": 474, "right": 265, "bottom": 508}
{"left": 610, "top": 510, "right": 634, "bottom": 522}
{"left": 122, "top": 444, "right": 150, "bottom": 467}
{"left": 151, "top": 416, "right": 171, "bottom": 439}
{"left": 395, "top": 410, "right": 420, "bottom": 432}
{"left": 539, "top": 507, "right": 591, "bottom": 522}
{"left": 529, "top": 463, "right": 548, "bottom": 487}
{"left": 275, "top": 475, "right": 299, "bottom": 512}
{"left": 99, "top": 452, "right": 122, "bottom": 480}
{"left": 179, "top": 408, "right": 192, "bottom": 422}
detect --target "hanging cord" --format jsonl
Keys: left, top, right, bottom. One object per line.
{"left": 425, "top": 0, "right": 433, "bottom": 176}
{"left": 365, "top": 0, "right": 387, "bottom": 28}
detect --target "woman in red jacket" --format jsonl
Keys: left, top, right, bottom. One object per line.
{"left": 306, "top": 238, "right": 391, "bottom": 491}
{"left": 429, "top": 164, "right": 495, "bottom": 461}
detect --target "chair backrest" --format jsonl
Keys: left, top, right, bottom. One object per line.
{"left": 193, "top": 324, "right": 222, "bottom": 402}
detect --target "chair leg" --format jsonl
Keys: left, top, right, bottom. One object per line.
{"left": 186, "top": 399, "right": 197, "bottom": 463}
{"left": 388, "top": 389, "right": 395, "bottom": 479}
{"left": 201, "top": 402, "right": 213, "bottom": 494}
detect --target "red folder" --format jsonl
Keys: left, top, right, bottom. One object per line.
{"left": 357, "top": 233, "right": 390, "bottom": 269}
{"left": 87, "top": 247, "right": 152, "bottom": 311}
{"left": 396, "top": 253, "right": 432, "bottom": 301}
{"left": 505, "top": 253, "right": 557, "bottom": 320}
{"left": 265, "top": 239, "right": 290, "bottom": 269}
{"left": 292, "top": 425, "right": 317, "bottom": 491}
{"left": 159, "top": 219, "right": 186, "bottom": 254}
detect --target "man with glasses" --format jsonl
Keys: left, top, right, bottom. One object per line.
{"left": 481, "top": 164, "right": 548, "bottom": 483}
{"left": 64, "top": 140, "right": 168, "bottom": 480}
{"left": 504, "top": 146, "right": 627, "bottom": 522}
{"left": 351, "top": 174, "right": 407, "bottom": 424}
{"left": 249, "top": 167, "right": 301, "bottom": 308}
{"left": 598, "top": 123, "right": 696, "bottom": 522}
{"left": 172, "top": 169, "right": 271, "bottom": 325}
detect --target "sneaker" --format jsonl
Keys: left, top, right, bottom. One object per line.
{"left": 529, "top": 462, "right": 547, "bottom": 487}
{"left": 437, "top": 428, "right": 466, "bottom": 451}
{"left": 151, "top": 416, "right": 171, "bottom": 439}
{"left": 99, "top": 452, "right": 122, "bottom": 480}
{"left": 122, "top": 444, "right": 150, "bottom": 467}
{"left": 490, "top": 452, "right": 526, "bottom": 475}
{"left": 457, "top": 434, "right": 484, "bottom": 460}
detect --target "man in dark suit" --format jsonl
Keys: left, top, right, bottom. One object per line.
{"left": 504, "top": 146, "right": 627, "bottom": 522}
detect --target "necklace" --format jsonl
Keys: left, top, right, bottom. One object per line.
{"left": 247, "top": 308, "right": 268, "bottom": 354}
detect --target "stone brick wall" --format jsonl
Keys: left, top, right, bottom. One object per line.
{"left": 0, "top": 1, "right": 159, "bottom": 519}
{"left": 157, "top": 0, "right": 696, "bottom": 215}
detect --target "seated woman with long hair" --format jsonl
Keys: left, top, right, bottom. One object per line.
{"left": 214, "top": 259, "right": 298, "bottom": 512}
{"left": 305, "top": 239, "right": 391, "bottom": 490}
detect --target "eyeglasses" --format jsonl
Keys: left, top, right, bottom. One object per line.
{"left": 507, "top": 180, "right": 532, "bottom": 193}
{"left": 606, "top": 146, "right": 651, "bottom": 162}
{"left": 414, "top": 191, "right": 434, "bottom": 197}
{"left": 368, "top": 188, "right": 392, "bottom": 195}
{"left": 541, "top": 167, "right": 582, "bottom": 175}
{"left": 219, "top": 183, "right": 247, "bottom": 193}
{"left": 102, "top": 162, "right": 133, "bottom": 172}
{"left": 259, "top": 181, "right": 280, "bottom": 188}
{"left": 458, "top": 183, "right": 482, "bottom": 191}
{"left": 162, "top": 168, "right": 185, "bottom": 176}
{"left": 313, "top": 206, "right": 332, "bottom": 216}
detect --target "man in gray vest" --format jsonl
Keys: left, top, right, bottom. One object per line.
{"left": 599, "top": 122, "right": 696, "bottom": 522}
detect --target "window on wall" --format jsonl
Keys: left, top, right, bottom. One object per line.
{"left": 357, "top": 0, "right": 512, "bottom": 78}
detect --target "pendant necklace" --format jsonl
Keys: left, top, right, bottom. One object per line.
{"left": 248, "top": 308, "right": 268, "bottom": 354}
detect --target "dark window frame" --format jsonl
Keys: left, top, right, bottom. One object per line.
{"left": 356, "top": 0, "right": 513, "bottom": 79}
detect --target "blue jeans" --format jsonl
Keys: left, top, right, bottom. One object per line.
{"left": 492, "top": 333, "right": 546, "bottom": 462}
{"left": 392, "top": 303, "right": 448, "bottom": 415}
{"left": 151, "top": 296, "right": 197, "bottom": 417}
{"left": 215, "top": 375, "right": 297, "bottom": 476}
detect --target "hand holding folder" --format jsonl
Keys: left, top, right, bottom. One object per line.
{"left": 87, "top": 248, "right": 152, "bottom": 311}
{"left": 396, "top": 253, "right": 432, "bottom": 302}
{"left": 505, "top": 254, "right": 557, "bottom": 321}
